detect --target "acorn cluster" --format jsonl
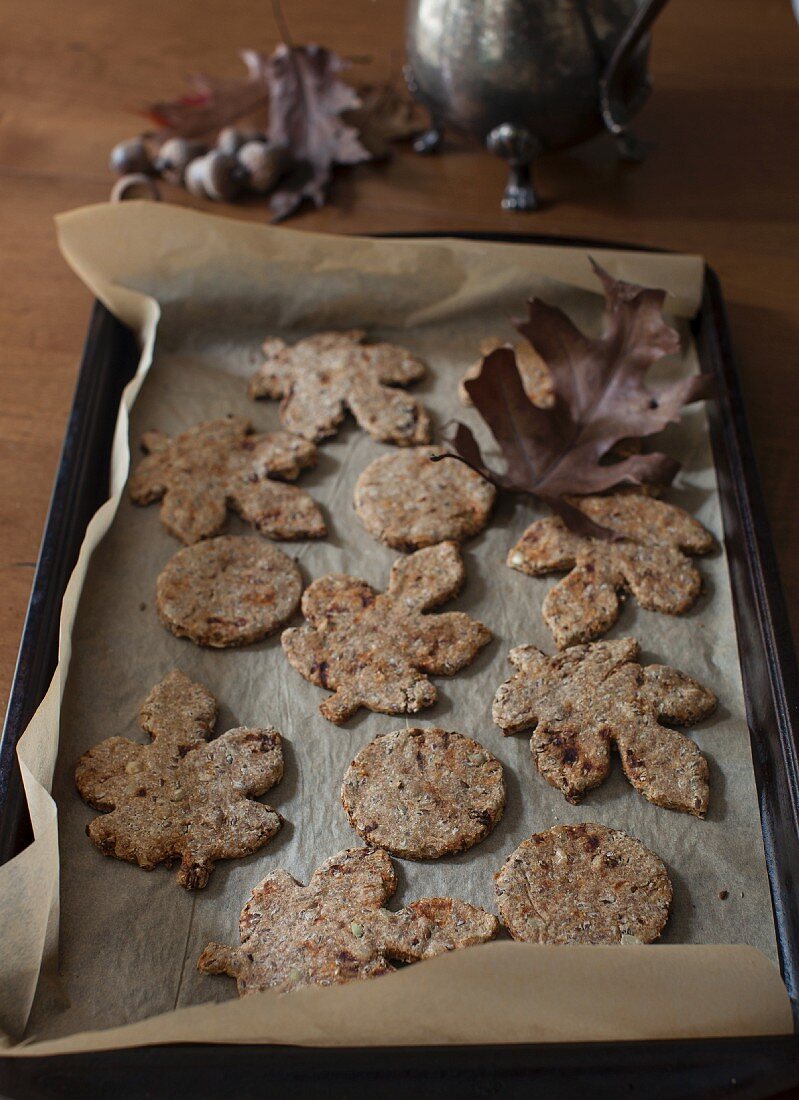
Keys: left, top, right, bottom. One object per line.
{"left": 109, "top": 128, "right": 291, "bottom": 203}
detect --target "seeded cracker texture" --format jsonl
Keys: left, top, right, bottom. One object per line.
{"left": 197, "top": 846, "right": 498, "bottom": 994}
{"left": 354, "top": 446, "right": 497, "bottom": 551}
{"left": 248, "top": 330, "right": 432, "bottom": 446}
{"left": 75, "top": 670, "right": 284, "bottom": 889}
{"left": 156, "top": 535, "right": 302, "bottom": 648}
{"left": 495, "top": 824, "right": 672, "bottom": 944}
{"left": 460, "top": 337, "right": 553, "bottom": 408}
{"left": 282, "top": 541, "right": 491, "bottom": 724}
{"left": 128, "top": 415, "right": 326, "bottom": 544}
{"left": 341, "top": 728, "right": 506, "bottom": 859}
{"left": 492, "top": 637, "right": 717, "bottom": 815}
{"left": 507, "top": 490, "right": 715, "bottom": 648}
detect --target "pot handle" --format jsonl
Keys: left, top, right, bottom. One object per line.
{"left": 600, "top": 0, "right": 670, "bottom": 141}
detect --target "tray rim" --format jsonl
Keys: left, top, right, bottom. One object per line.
{"left": 1, "top": 229, "right": 797, "bottom": 1093}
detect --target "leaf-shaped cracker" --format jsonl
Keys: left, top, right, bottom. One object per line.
{"left": 249, "top": 330, "right": 431, "bottom": 446}
{"left": 266, "top": 44, "right": 372, "bottom": 221}
{"left": 198, "top": 846, "right": 498, "bottom": 994}
{"left": 437, "top": 262, "right": 713, "bottom": 538}
{"left": 492, "top": 638, "right": 717, "bottom": 816}
{"left": 281, "top": 541, "right": 491, "bottom": 724}
{"left": 508, "top": 490, "right": 714, "bottom": 647}
{"left": 75, "top": 670, "right": 284, "bottom": 888}
{"left": 129, "top": 415, "right": 325, "bottom": 544}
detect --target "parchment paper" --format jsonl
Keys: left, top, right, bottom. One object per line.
{"left": 0, "top": 203, "right": 790, "bottom": 1051}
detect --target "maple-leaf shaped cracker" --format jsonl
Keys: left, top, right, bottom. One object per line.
{"left": 492, "top": 638, "right": 717, "bottom": 816}
{"left": 438, "top": 261, "right": 712, "bottom": 538}
{"left": 265, "top": 44, "right": 372, "bottom": 221}
{"left": 459, "top": 336, "right": 552, "bottom": 408}
{"left": 75, "top": 670, "right": 284, "bottom": 888}
{"left": 281, "top": 541, "right": 491, "bottom": 724}
{"left": 128, "top": 415, "right": 325, "bottom": 544}
{"left": 508, "top": 490, "right": 715, "bottom": 648}
{"left": 249, "top": 330, "right": 431, "bottom": 446}
{"left": 198, "top": 846, "right": 498, "bottom": 994}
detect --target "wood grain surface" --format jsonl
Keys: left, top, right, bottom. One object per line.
{"left": 1, "top": 0, "right": 797, "bottom": 719}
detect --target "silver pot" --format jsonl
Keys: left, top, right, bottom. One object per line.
{"left": 406, "top": 0, "right": 669, "bottom": 210}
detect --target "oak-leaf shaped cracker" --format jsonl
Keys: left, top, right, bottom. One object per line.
{"left": 128, "top": 415, "right": 325, "bottom": 544}
{"left": 197, "top": 846, "right": 498, "bottom": 994}
{"left": 75, "top": 670, "right": 284, "bottom": 888}
{"left": 248, "top": 330, "right": 431, "bottom": 445}
{"left": 508, "top": 491, "right": 714, "bottom": 648}
{"left": 492, "top": 638, "right": 717, "bottom": 816}
{"left": 281, "top": 541, "right": 491, "bottom": 724}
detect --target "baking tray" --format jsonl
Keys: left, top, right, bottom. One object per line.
{"left": 1, "top": 233, "right": 797, "bottom": 1099}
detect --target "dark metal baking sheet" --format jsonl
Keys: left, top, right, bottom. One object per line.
{"left": 1, "top": 233, "right": 797, "bottom": 1098}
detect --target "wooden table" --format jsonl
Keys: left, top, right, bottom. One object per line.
{"left": 1, "top": 0, "right": 798, "bottom": 718}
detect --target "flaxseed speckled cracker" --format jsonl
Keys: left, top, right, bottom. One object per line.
{"left": 354, "top": 446, "right": 496, "bottom": 551}
{"left": 156, "top": 535, "right": 302, "bottom": 648}
{"left": 248, "top": 330, "right": 431, "bottom": 446}
{"left": 496, "top": 823, "right": 672, "bottom": 944}
{"left": 460, "top": 337, "right": 552, "bottom": 408}
{"left": 129, "top": 415, "right": 325, "bottom": 544}
{"left": 197, "top": 846, "right": 498, "bottom": 994}
{"left": 75, "top": 670, "right": 284, "bottom": 889}
{"left": 492, "top": 637, "right": 717, "bottom": 816}
{"left": 507, "top": 491, "right": 714, "bottom": 648}
{"left": 341, "top": 728, "right": 506, "bottom": 859}
{"left": 282, "top": 541, "right": 491, "bottom": 724}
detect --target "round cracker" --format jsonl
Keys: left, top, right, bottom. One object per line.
{"left": 354, "top": 447, "right": 496, "bottom": 551}
{"left": 342, "top": 727, "right": 506, "bottom": 859}
{"left": 495, "top": 823, "right": 672, "bottom": 944}
{"left": 156, "top": 535, "right": 302, "bottom": 648}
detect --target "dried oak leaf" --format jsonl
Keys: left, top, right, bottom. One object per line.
{"left": 492, "top": 637, "right": 717, "bottom": 816}
{"left": 281, "top": 541, "right": 491, "bottom": 724}
{"left": 75, "top": 670, "right": 285, "bottom": 888}
{"left": 198, "top": 846, "right": 498, "bottom": 994}
{"left": 266, "top": 43, "right": 372, "bottom": 221}
{"left": 345, "top": 80, "right": 427, "bottom": 157}
{"left": 144, "top": 50, "right": 271, "bottom": 142}
{"left": 128, "top": 415, "right": 325, "bottom": 544}
{"left": 437, "top": 262, "right": 712, "bottom": 538}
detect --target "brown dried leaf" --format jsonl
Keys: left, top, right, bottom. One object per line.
{"left": 266, "top": 44, "right": 372, "bottom": 221}
{"left": 345, "top": 80, "right": 427, "bottom": 157}
{"left": 143, "top": 51, "right": 270, "bottom": 142}
{"left": 437, "top": 262, "right": 713, "bottom": 538}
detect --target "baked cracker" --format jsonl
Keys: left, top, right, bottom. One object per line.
{"left": 156, "top": 535, "right": 302, "bottom": 648}
{"left": 249, "top": 330, "right": 431, "bottom": 446}
{"left": 75, "top": 670, "right": 284, "bottom": 889}
{"left": 492, "top": 637, "right": 717, "bottom": 815}
{"left": 282, "top": 541, "right": 491, "bottom": 724}
{"left": 198, "top": 846, "right": 498, "bottom": 994}
{"left": 507, "top": 491, "right": 714, "bottom": 648}
{"left": 496, "top": 823, "right": 672, "bottom": 944}
{"left": 129, "top": 415, "right": 325, "bottom": 544}
{"left": 342, "top": 727, "right": 506, "bottom": 859}
{"left": 354, "top": 446, "right": 496, "bottom": 551}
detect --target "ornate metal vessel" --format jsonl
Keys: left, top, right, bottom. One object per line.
{"left": 406, "top": 0, "right": 669, "bottom": 210}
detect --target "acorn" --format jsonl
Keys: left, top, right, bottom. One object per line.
{"left": 109, "top": 138, "right": 152, "bottom": 176}
{"left": 154, "top": 138, "right": 207, "bottom": 185}
{"left": 237, "top": 141, "right": 291, "bottom": 194}
{"left": 216, "top": 125, "right": 265, "bottom": 155}
{"left": 185, "top": 151, "right": 245, "bottom": 201}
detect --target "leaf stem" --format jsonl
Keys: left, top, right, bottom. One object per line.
{"left": 271, "top": 0, "right": 293, "bottom": 46}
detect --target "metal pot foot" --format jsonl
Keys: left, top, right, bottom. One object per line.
{"left": 487, "top": 124, "right": 541, "bottom": 212}
{"left": 413, "top": 127, "right": 444, "bottom": 155}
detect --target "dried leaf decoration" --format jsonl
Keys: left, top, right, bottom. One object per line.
{"left": 265, "top": 44, "right": 372, "bottom": 221}
{"left": 436, "top": 261, "right": 713, "bottom": 538}
{"left": 144, "top": 51, "right": 271, "bottom": 142}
